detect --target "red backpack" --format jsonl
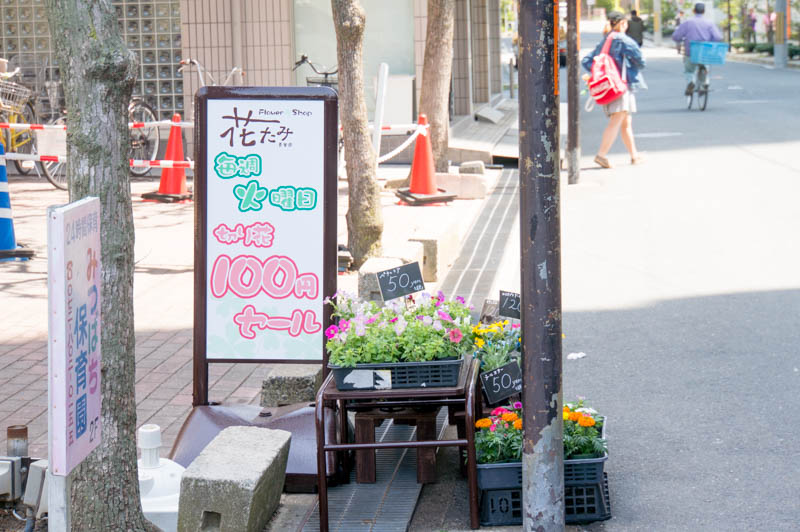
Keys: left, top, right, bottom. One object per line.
{"left": 588, "top": 33, "right": 627, "bottom": 105}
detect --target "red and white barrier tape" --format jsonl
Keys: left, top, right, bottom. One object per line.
{"left": 0, "top": 122, "right": 66, "bottom": 130}
{"left": 129, "top": 159, "right": 194, "bottom": 169}
{"left": 376, "top": 124, "right": 428, "bottom": 164}
{"left": 1, "top": 152, "right": 194, "bottom": 169}
{"left": 129, "top": 120, "right": 194, "bottom": 129}
{"left": 0, "top": 120, "right": 194, "bottom": 131}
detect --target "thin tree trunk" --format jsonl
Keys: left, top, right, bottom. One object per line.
{"left": 332, "top": 0, "right": 384, "bottom": 269}
{"left": 45, "top": 1, "right": 153, "bottom": 529}
{"left": 419, "top": 0, "right": 456, "bottom": 173}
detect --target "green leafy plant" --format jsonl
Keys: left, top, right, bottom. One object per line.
{"left": 325, "top": 291, "right": 474, "bottom": 367}
{"left": 472, "top": 320, "right": 521, "bottom": 372}
{"left": 474, "top": 402, "right": 524, "bottom": 464}
{"left": 563, "top": 399, "right": 607, "bottom": 459}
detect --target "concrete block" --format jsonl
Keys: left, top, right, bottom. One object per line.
{"left": 260, "top": 364, "right": 323, "bottom": 407}
{"left": 459, "top": 160, "right": 486, "bottom": 175}
{"left": 358, "top": 257, "right": 403, "bottom": 301}
{"left": 177, "top": 426, "right": 291, "bottom": 532}
{"left": 435, "top": 172, "right": 489, "bottom": 200}
{"left": 409, "top": 215, "right": 463, "bottom": 282}
{"left": 382, "top": 240, "right": 425, "bottom": 267}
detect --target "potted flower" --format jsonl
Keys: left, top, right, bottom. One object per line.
{"left": 325, "top": 291, "right": 474, "bottom": 390}
{"left": 474, "top": 399, "right": 610, "bottom": 526}
{"left": 472, "top": 320, "right": 521, "bottom": 406}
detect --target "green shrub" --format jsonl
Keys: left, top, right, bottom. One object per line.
{"left": 754, "top": 43, "right": 774, "bottom": 55}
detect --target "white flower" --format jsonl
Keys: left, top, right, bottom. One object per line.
{"left": 432, "top": 320, "right": 443, "bottom": 331}
{"left": 422, "top": 315, "right": 433, "bottom": 326}
{"left": 420, "top": 291, "right": 432, "bottom": 304}
{"left": 394, "top": 317, "right": 407, "bottom": 335}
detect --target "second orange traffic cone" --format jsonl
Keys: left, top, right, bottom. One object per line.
{"left": 158, "top": 114, "right": 188, "bottom": 195}
{"left": 408, "top": 114, "right": 437, "bottom": 195}
{"left": 142, "top": 114, "right": 192, "bottom": 203}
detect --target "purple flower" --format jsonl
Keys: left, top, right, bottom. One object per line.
{"left": 433, "top": 320, "right": 443, "bottom": 331}
{"left": 416, "top": 315, "right": 425, "bottom": 320}
{"left": 437, "top": 310, "right": 453, "bottom": 322}
{"left": 455, "top": 296, "right": 466, "bottom": 305}
{"left": 422, "top": 315, "right": 433, "bottom": 326}
{"left": 513, "top": 401, "right": 523, "bottom": 409}
{"left": 325, "top": 325, "right": 339, "bottom": 339}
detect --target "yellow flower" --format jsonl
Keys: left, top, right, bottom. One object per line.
{"left": 563, "top": 411, "right": 570, "bottom": 421}
{"left": 475, "top": 418, "right": 492, "bottom": 429}
{"left": 501, "top": 412, "right": 518, "bottom": 423}
{"left": 513, "top": 419, "right": 523, "bottom": 430}
{"left": 503, "top": 320, "right": 509, "bottom": 326}
{"left": 578, "top": 415, "right": 596, "bottom": 428}
{"left": 475, "top": 338, "right": 485, "bottom": 349}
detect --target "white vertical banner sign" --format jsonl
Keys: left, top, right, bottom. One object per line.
{"left": 47, "top": 197, "right": 103, "bottom": 529}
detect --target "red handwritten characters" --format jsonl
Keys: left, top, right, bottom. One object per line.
{"left": 211, "top": 255, "right": 319, "bottom": 299}
{"left": 212, "top": 222, "right": 275, "bottom": 248}
{"left": 233, "top": 304, "right": 322, "bottom": 339}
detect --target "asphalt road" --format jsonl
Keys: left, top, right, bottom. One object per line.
{"left": 491, "top": 23, "right": 800, "bottom": 531}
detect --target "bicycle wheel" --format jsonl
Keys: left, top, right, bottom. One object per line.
{"left": 11, "top": 101, "right": 38, "bottom": 175}
{"left": 686, "top": 89, "right": 694, "bottom": 110}
{"left": 128, "top": 99, "right": 160, "bottom": 177}
{"left": 40, "top": 116, "right": 68, "bottom": 190}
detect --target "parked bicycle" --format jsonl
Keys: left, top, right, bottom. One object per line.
{"left": 292, "top": 54, "right": 338, "bottom": 93}
{"left": 0, "top": 68, "right": 38, "bottom": 176}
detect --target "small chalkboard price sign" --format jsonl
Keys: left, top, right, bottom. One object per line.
{"left": 498, "top": 290, "right": 521, "bottom": 320}
{"left": 480, "top": 361, "right": 523, "bottom": 405}
{"left": 377, "top": 262, "right": 425, "bottom": 301}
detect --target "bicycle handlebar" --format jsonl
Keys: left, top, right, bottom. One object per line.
{"left": 292, "top": 54, "right": 337, "bottom": 76}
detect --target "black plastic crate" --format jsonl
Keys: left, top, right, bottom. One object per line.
{"left": 565, "top": 472, "right": 611, "bottom": 524}
{"left": 564, "top": 416, "right": 608, "bottom": 484}
{"left": 477, "top": 462, "right": 523, "bottom": 491}
{"left": 328, "top": 356, "right": 462, "bottom": 390}
{"left": 479, "top": 488, "right": 522, "bottom": 526}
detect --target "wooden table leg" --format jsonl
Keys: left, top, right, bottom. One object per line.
{"left": 416, "top": 415, "right": 437, "bottom": 483}
{"left": 354, "top": 414, "right": 376, "bottom": 483}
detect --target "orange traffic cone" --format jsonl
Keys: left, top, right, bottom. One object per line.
{"left": 142, "top": 114, "right": 192, "bottom": 203}
{"left": 395, "top": 114, "right": 456, "bottom": 206}
{"left": 408, "top": 114, "right": 437, "bottom": 195}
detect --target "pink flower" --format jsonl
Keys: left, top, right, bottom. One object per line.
{"left": 489, "top": 425, "right": 496, "bottom": 432}
{"left": 513, "top": 401, "right": 523, "bottom": 409}
{"left": 455, "top": 296, "right": 466, "bottom": 305}
{"left": 325, "top": 325, "right": 339, "bottom": 339}
{"left": 339, "top": 320, "right": 350, "bottom": 332}
{"left": 366, "top": 315, "right": 379, "bottom": 325}
{"left": 448, "top": 328, "right": 463, "bottom": 343}
{"left": 491, "top": 407, "right": 510, "bottom": 416}
{"left": 511, "top": 323, "right": 521, "bottom": 329}
{"left": 437, "top": 310, "right": 453, "bottom": 322}
{"left": 389, "top": 317, "right": 399, "bottom": 323}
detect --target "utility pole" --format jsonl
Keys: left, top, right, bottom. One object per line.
{"left": 518, "top": 0, "right": 563, "bottom": 529}
{"left": 727, "top": 0, "right": 732, "bottom": 42}
{"left": 775, "top": 0, "right": 788, "bottom": 68}
{"left": 567, "top": 0, "right": 580, "bottom": 185}
{"left": 654, "top": 0, "right": 662, "bottom": 46}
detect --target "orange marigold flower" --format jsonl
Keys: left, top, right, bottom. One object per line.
{"left": 568, "top": 411, "right": 581, "bottom": 422}
{"left": 475, "top": 418, "right": 492, "bottom": 429}
{"left": 513, "top": 419, "right": 523, "bottom": 430}
{"left": 563, "top": 406, "right": 571, "bottom": 413}
{"left": 578, "top": 415, "right": 596, "bottom": 427}
{"left": 501, "top": 412, "right": 518, "bottom": 423}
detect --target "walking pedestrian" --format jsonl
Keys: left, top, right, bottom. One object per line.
{"left": 626, "top": 10, "right": 645, "bottom": 47}
{"left": 748, "top": 7, "right": 758, "bottom": 43}
{"left": 582, "top": 11, "right": 646, "bottom": 168}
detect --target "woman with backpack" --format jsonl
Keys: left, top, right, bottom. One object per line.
{"left": 582, "top": 11, "right": 646, "bottom": 168}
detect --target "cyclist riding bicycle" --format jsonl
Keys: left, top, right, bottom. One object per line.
{"left": 671, "top": 3, "right": 722, "bottom": 95}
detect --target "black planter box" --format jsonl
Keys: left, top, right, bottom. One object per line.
{"left": 328, "top": 356, "right": 463, "bottom": 391}
{"left": 477, "top": 417, "right": 610, "bottom": 526}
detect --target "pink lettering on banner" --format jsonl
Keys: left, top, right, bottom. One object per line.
{"left": 212, "top": 222, "right": 275, "bottom": 248}
{"left": 210, "top": 255, "right": 319, "bottom": 300}
{"left": 233, "top": 304, "right": 322, "bottom": 339}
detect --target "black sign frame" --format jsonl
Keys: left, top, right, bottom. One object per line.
{"left": 193, "top": 87, "right": 338, "bottom": 406}
{"left": 498, "top": 290, "right": 521, "bottom": 320}
{"left": 480, "top": 360, "right": 523, "bottom": 405}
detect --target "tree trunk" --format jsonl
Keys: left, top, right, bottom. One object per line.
{"left": 45, "top": 1, "right": 153, "bottom": 530}
{"left": 332, "top": 0, "right": 384, "bottom": 269}
{"left": 419, "top": 0, "right": 456, "bottom": 173}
